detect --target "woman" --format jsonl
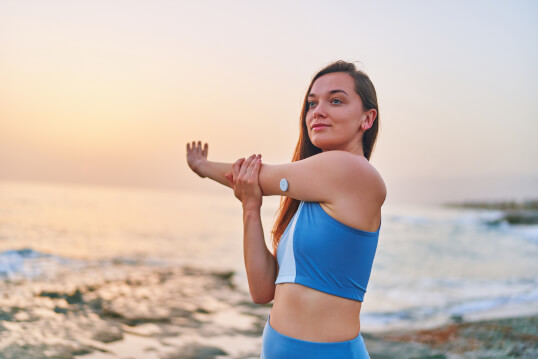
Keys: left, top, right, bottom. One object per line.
{"left": 186, "top": 60, "right": 385, "bottom": 358}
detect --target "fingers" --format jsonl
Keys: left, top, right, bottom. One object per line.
{"left": 245, "top": 154, "right": 261, "bottom": 179}
{"left": 186, "top": 141, "right": 197, "bottom": 152}
{"left": 227, "top": 157, "right": 246, "bottom": 187}
{"left": 186, "top": 141, "right": 208, "bottom": 154}
{"left": 191, "top": 141, "right": 197, "bottom": 152}
{"left": 232, "top": 158, "right": 244, "bottom": 179}
{"left": 238, "top": 154, "right": 256, "bottom": 179}
{"left": 228, "top": 154, "right": 262, "bottom": 203}
{"left": 187, "top": 141, "right": 197, "bottom": 153}
{"left": 253, "top": 155, "right": 262, "bottom": 178}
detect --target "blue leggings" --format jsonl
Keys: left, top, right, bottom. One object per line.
{"left": 260, "top": 315, "right": 370, "bottom": 359}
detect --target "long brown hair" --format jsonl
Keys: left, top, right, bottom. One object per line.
{"left": 270, "top": 60, "right": 380, "bottom": 254}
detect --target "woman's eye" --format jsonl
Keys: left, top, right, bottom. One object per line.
{"left": 308, "top": 98, "right": 341, "bottom": 109}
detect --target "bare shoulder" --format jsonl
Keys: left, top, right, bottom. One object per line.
{"left": 324, "top": 151, "right": 386, "bottom": 204}
{"left": 361, "top": 159, "right": 387, "bottom": 205}
{"left": 316, "top": 153, "right": 385, "bottom": 232}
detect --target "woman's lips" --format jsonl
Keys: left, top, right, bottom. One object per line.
{"left": 312, "top": 124, "right": 330, "bottom": 131}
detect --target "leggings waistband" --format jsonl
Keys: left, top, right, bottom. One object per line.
{"left": 261, "top": 315, "right": 370, "bottom": 359}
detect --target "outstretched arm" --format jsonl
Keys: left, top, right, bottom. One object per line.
{"left": 187, "top": 141, "right": 385, "bottom": 204}
{"left": 186, "top": 141, "right": 243, "bottom": 188}
{"left": 187, "top": 142, "right": 276, "bottom": 303}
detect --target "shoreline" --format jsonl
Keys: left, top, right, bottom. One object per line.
{"left": 443, "top": 198, "right": 538, "bottom": 225}
{"left": 364, "top": 315, "right": 538, "bottom": 358}
{"left": 1, "top": 262, "right": 537, "bottom": 358}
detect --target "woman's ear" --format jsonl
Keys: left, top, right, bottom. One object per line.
{"left": 362, "top": 109, "right": 377, "bottom": 131}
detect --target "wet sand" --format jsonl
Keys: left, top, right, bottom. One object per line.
{"left": 1, "top": 262, "right": 536, "bottom": 359}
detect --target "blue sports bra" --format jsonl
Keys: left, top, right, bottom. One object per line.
{"left": 275, "top": 201, "right": 380, "bottom": 302}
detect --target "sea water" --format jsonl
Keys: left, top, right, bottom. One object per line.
{"left": 1, "top": 180, "right": 537, "bottom": 332}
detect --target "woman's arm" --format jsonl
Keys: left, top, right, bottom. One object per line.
{"left": 187, "top": 141, "right": 384, "bottom": 204}
{"left": 198, "top": 160, "right": 235, "bottom": 188}
{"left": 243, "top": 207, "right": 277, "bottom": 304}
{"left": 257, "top": 150, "right": 384, "bottom": 204}
{"left": 231, "top": 155, "right": 277, "bottom": 304}
{"left": 187, "top": 142, "right": 276, "bottom": 303}
{"left": 186, "top": 141, "right": 241, "bottom": 188}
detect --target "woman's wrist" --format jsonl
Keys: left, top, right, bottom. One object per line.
{"left": 242, "top": 205, "right": 261, "bottom": 218}
{"left": 194, "top": 160, "right": 208, "bottom": 178}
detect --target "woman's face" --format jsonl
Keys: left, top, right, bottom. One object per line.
{"left": 306, "top": 72, "right": 373, "bottom": 154}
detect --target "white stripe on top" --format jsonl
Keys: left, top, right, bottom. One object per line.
{"left": 275, "top": 201, "right": 304, "bottom": 284}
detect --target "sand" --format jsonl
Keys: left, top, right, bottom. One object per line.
{"left": 1, "top": 262, "right": 536, "bottom": 359}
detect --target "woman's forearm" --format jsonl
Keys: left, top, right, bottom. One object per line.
{"left": 198, "top": 160, "right": 234, "bottom": 188}
{"left": 243, "top": 208, "right": 277, "bottom": 304}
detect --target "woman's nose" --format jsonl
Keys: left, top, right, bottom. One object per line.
{"left": 312, "top": 101, "right": 327, "bottom": 118}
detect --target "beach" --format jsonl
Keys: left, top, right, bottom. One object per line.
{"left": 0, "top": 261, "right": 269, "bottom": 359}
{"left": 1, "top": 260, "right": 536, "bottom": 359}
{"left": 1, "top": 181, "right": 537, "bottom": 358}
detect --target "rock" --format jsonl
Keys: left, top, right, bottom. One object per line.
{"left": 122, "top": 323, "right": 163, "bottom": 337}
{"left": 0, "top": 308, "right": 16, "bottom": 321}
{"left": 53, "top": 306, "right": 68, "bottom": 314}
{"left": 444, "top": 199, "right": 538, "bottom": 211}
{"left": 39, "top": 291, "right": 62, "bottom": 299}
{"left": 367, "top": 315, "right": 538, "bottom": 358}
{"left": 164, "top": 343, "right": 228, "bottom": 359}
{"left": 101, "top": 299, "right": 172, "bottom": 325}
{"left": 13, "top": 311, "right": 30, "bottom": 321}
{"left": 38, "top": 288, "right": 85, "bottom": 305}
{"left": 66, "top": 289, "right": 84, "bottom": 304}
{"left": 500, "top": 210, "right": 538, "bottom": 225}
{"left": 0, "top": 343, "right": 93, "bottom": 359}
{"left": 91, "top": 324, "right": 123, "bottom": 343}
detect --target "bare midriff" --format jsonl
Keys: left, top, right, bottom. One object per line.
{"left": 269, "top": 282, "right": 362, "bottom": 342}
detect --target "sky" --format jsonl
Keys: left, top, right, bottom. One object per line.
{"left": 1, "top": 0, "right": 537, "bottom": 204}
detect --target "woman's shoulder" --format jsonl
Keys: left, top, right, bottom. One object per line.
{"left": 314, "top": 152, "right": 385, "bottom": 230}
{"left": 359, "top": 160, "right": 386, "bottom": 206}
{"left": 317, "top": 151, "right": 385, "bottom": 185}
{"left": 362, "top": 159, "right": 386, "bottom": 201}
{"left": 321, "top": 151, "right": 386, "bottom": 205}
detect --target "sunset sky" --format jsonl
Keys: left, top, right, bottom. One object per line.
{"left": 1, "top": 0, "right": 537, "bottom": 204}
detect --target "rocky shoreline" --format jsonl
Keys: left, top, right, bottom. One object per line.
{"left": 365, "top": 316, "right": 538, "bottom": 358}
{"left": 443, "top": 199, "right": 538, "bottom": 225}
{"left": 1, "top": 263, "right": 536, "bottom": 359}
{"left": 0, "top": 263, "right": 270, "bottom": 359}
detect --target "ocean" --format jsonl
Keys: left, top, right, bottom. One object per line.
{"left": 1, "top": 179, "right": 537, "bottom": 337}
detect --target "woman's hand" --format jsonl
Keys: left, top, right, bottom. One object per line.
{"left": 225, "top": 154, "right": 263, "bottom": 211}
{"left": 186, "top": 141, "right": 208, "bottom": 178}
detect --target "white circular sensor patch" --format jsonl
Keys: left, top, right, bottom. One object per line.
{"left": 280, "top": 178, "right": 289, "bottom": 192}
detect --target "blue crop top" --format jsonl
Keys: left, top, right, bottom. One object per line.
{"left": 275, "top": 201, "right": 380, "bottom": 302}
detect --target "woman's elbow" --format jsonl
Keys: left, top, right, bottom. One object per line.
{"left": 250, "top": 289, "right": 275, "bottom": 304}
{"left": 251, "top": 295, "right": 274, "bottom": 305}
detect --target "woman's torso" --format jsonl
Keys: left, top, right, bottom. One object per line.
{"left": 270, "top": 196, "right": 383, "bottom": 342}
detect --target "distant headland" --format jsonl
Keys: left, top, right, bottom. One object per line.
{"left": 443, "top": 199, "right": 538, "bottom": 225}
